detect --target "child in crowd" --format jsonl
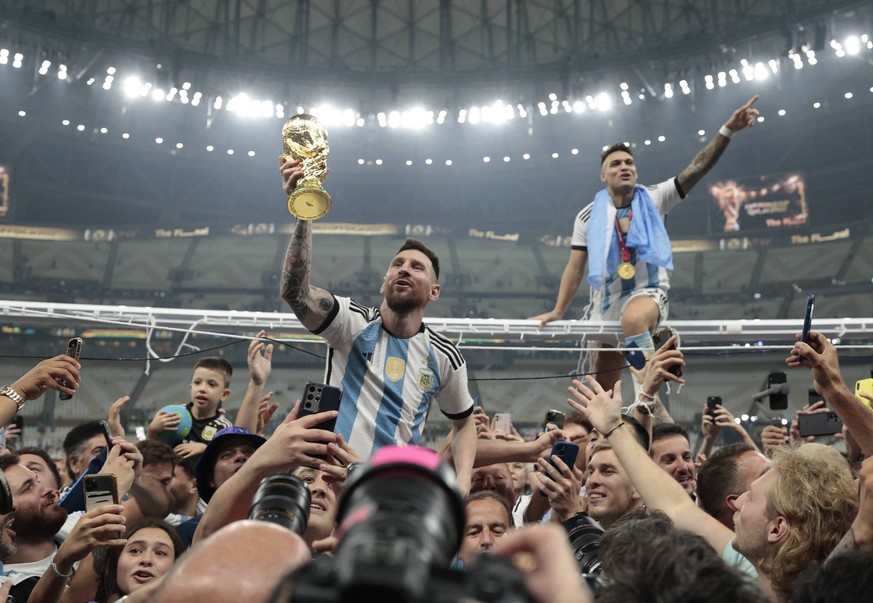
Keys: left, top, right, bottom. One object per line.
{"left": 148, "top": 357, "right": 234, "bottom": 458}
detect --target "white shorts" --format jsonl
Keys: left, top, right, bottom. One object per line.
{"left": 598, "top": 287, "right": 670, "bottom": 324}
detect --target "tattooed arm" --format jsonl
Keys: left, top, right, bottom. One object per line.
{"left": 828, "top": 456, "right": 873, "bottom": 560}
{"left": 677, "top": 95, "right": 760, "bottom": 195}
{"left": 279, "top": 158, "right": 336, "bottom": 331}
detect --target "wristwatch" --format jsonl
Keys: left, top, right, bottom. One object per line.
{"left": 0, "top": 385, "right": 25, "bottom": 411}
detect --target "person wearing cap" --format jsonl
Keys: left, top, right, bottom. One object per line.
{"left": 174, "top": 426, "right": 266, "bottom": 549}
{"left": 192, "top": 401, "right": 344, "bottom": 549}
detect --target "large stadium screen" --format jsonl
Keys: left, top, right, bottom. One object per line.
{"left": 708, "top": 172, "right": 808, "bottom": 233}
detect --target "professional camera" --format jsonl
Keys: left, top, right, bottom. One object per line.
{"left": 562, "top": 511, "right": 604, "bottom": 574}
{"left": 281, "top": 445, "right": 535, "bottom": 603}
{"left": 248, "top": 472, "right": 311, "bottom": 535}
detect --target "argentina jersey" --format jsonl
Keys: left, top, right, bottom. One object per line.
{"left": 314, "top": 296, "right": 473, "bottom": 458}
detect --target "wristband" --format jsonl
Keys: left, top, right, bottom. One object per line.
{"left": 718, "top": 125, "right": 735, "bottom": 139}
{"left": 635, "top": 398, "right": 657, "bottom": 415}
{"left": 603, "top": 422, "right": 625, "bottom": 439}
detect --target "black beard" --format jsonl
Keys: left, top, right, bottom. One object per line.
{"left": 13, "top": 504, "right": 67, "bottom": 542}
{"left": 384, "top": 290, "right": 421, "bottom": 314}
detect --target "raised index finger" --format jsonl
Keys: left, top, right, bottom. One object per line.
{"left": 743, "top": 95, "right": 760, "bottom": 109}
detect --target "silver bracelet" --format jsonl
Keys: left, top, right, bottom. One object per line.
{"left": 50, "top": 560, "right": 74, "bottom": 579}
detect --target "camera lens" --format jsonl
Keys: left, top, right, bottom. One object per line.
{"left": 331, "top": 446, "right": 465, "bottom": 595}
{"left": 247, "top": 473, "right": 311, "bottom": 535}
{"left": 563, "top": 512, "right": 604, "bottom": 574}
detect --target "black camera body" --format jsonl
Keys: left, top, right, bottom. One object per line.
{"left": 285, "top": 446, "right": 536, "bottom": 603}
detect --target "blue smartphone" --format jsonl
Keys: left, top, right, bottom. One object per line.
{"left": 540, "top": 441, "right": 580, "bottom": 496}
{"left": 798, "top": 294, "right": 815, "bottom": 363}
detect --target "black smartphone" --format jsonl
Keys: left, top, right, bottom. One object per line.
{"left": 10, "top": 415, "right": 23, "bottom": 438}
{"left": 706, "top": 396, "right": 721, "bottom": 417}
{"left": 299, "top": 382, "right": 342, "bottom": 432}
{"left": 98, "top": 420, "right": 114, "bottom": 450}
{"left": 540, "top": 441, "right": 580, "bottom": 497}
{"left": 797, "top": 294, "right": 815, "bottom": 363}
{"left": 543, "top": 409, "right": 566, "bottom": 431}
{"left": 798, "top": 412, "right": 843, "bottom": 438}
{"left": 59, "top": 337, "right": 83, "bottom": 400}
{"left": 84, "top": 474, "right": 118, "bottom": 511}
{"left": 808, "top": 388, "right": 824, "bottom": 405}
{"left": 652, "top": 328, "right": 682, "bottom": 377}
{"left": 768, "top": 372, "right": 788, "bottom": 410}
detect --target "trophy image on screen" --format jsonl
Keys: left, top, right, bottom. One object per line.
{"left": 282, "top": 114, "right": 332, "bottom": 220}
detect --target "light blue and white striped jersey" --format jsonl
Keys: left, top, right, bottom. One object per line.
{"left": 314, "top": 295, "right": 474, "bottom": 458}
{"left": 571, "top": 178, "right": 684, "bottom": 317}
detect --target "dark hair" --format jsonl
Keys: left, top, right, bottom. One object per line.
{"left": 651, "top": 423, "right": 690, "bottom": 447}
{"left": 16, "top": 447, "right": 63, "bottom": 491}
{"left": 696, "top": 443, "right": 757, "bottom": 528}
{"left": 600, "top": 143, "right": 633, "bottom": 165}
{"left": 0, "top": 453, "right": 20, "bottom": 473}
{"left": 193, "top": 357, "right": 233, "bottom": 386}
{"left": 396, "top": 238, "right": 440, "bottom": 280}
{"left": 135, "top": 439, "right": 182, "bottom": 468}
{"left": 465, "top": 490, "right": 512, "bottom": 522}
{"left": 94, "top": 517, "right": 184, "bottom": 603}
{"left": 596, "top": 522, "right": 766, "bottom": 603}
{"left": 598, "top": 510, "right": 674, "bottom": 579}
{"left": 791, "top": 551, "right": 873, "bottom": 603}
{"left": 565, "top": 411, "right": 593, "bottom": 433}
{"left": 62, "top": 421, "right": 105, "bottom": 481}
{"left": 176, "top": 455, "right": 199, "bottom": 479}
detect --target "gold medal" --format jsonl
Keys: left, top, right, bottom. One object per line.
{"left": 618, "top": 262, "right": 636, "bottom": 280}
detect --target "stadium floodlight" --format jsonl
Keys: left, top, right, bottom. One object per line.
{"left": 845, "top": 35, "right": 861, "bottom": 55}
{"left": 152, "top": 88, "right": 166, "bottom": 102}
{"left": 664, "top": 83, "right": 674, "bottom": 98}
{"left": 754, "top": 62, "right": 768, "bottom": 80}
{"left": 595, "top": 92, "right": 612, "bottom": 111}
{"left": 468, "top": 106, "right": 481, "bottom": 124}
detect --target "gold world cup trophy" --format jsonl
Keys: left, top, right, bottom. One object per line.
{"left": 282, "top": 114, "right": 332, "bottom": 220}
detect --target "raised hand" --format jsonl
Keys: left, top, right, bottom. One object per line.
{"left": 724, "top": 95, "right": 760, "bottom": 133}
{"left": 567, "top": 376, "right": 623, "bottom": 434}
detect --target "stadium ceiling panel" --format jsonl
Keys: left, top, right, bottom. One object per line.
{"left": 3, "top": 0, "right": 868, "bottom": 88}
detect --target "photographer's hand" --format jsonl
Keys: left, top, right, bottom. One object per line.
{"left": 492, "top": 524, "right": 593, "bottom": 603}
{"left": 536, "top": 456, "right": 584, "bottom": 522}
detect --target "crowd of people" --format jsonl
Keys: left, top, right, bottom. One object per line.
{"left": 0, "top": 96, "right": 870, "bottom": 603}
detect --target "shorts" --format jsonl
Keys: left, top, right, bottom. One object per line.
{"left": 597, "top": 287, "right": 670, "bottom": 323}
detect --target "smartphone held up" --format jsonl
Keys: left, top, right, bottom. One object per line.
{"left": 59, "top": 337, "right": 83, "bottom": 400}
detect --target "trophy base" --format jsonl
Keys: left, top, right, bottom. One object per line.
{"left": 288, "top": 183, "right": 332, "bottom": 221}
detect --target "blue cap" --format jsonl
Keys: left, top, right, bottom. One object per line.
{"left": 194, "top": 426, "right": 266, "bottom": 503}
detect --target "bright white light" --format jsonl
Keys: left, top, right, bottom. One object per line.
{"left": 155, "top": 137, "right": 163, "bottom": 144}
{"left": 206, "top": 145, "right": 214, "bottom": 152}
{"left": 845, "top": 92, "right": 854, "bottom": 99}
{"left": 437, "top": 109, "right": 447, "bottom": 125}
{"left": 548, "top": 92, "right": 557, "bottom": 101}
{"left": 17, "top": 111, "right": 25, "bottom": 117}
{"left": 778, "top": 109, "right": 786, "bottom": 116}
{"left": 658, "top": 135, "right": 666, "bottom": 142}
{"left": 572, "top": 100, "right": 585, "bottom": 113}
{"left": 595, "top": 92, "right": 612, "bottom": 111}
{"left": 61, "top": 119, "right": 70, "bottom": 126}
{"left": 813, "top": 102, "right": 821, "bottom": 109}
{"left": 106, "top": 66, "right": 116, "bottom": 75}
{"left": 100, "top": 127, "right": 108, "bottom": 134}
{"left": 620, "top": 82, "right": 628, "bottom": 90}
{"left": 377, "top": 112, "right": 387, "bottom": 127}
{"left": 357, "top": 158, "right": 365, "bottom": 165}
{"left": 191, "top": 92, "right": 201, "bottom": 107}
{"left": 664, "top": 83, "right": 673, "bottom": 99}
{"left": 405, "top": 160, "right": 413, "bottom": 166}
{"left": 425, "top": 159, "right": 433, "bottom": 165}
{"left": 356, "top": 117, "right": 365, "bottom": 127}
{"left": 503, "top": 156, "right": 510, "bottom": 163}
{"left": 76, "top": 124, "right": 85, "bottom": 132}
{"left": 551, "top": 152, "right": 559, "bottom": 159}
{"left": 122, "top": 133, "right": 130, "bottom": 139}
{"left": 176, "top": 142, "right": 183, "bottom": 149}
{"left": 457, "top": 109, "right": 467, "bottom": 124}
{"left": 522, "top": 153, "right": 530, "bottom": 160}
{"left": 483, "top": 156, "right": 490, "bottom": 163}
{"left": 123, "top": 76, "right": 144, "bottom": 98}
{"left": 12, "top": 53, "right": 23, "bottom": 69}
{"left": 697, "top": 129, "right": 705, "bottom": 136}
{"left": 845, "top": 36, "right": 861, "bottom": 55}
{"left": 741, "top": 414, "right": 749, "bottom": 422}
{"left": 571, "top": 148, "right": 579, "bottom": 155}
{"left": 375, "top": 159, "right": 383, "bottom": 166}
{"left": 445, "top": 160, "right": 452, "bottom": 166}
{"left": 401, "top": 107, "right": 430, "bottom": 129}
{"left": 757, "top": 116, "right": 765, "bottom": 123}
{"left": 387, "top": 110, "right": 401, "bottom": 128}
{"left": 57, "top": 64, "right": 67, "bottom": 80}
{"left": 754, "top": 62, "right": 768, "bottom": 81}
{"left": 644, "top": 139, "right": 651, "bottom": 145}
{"left": 468, "top": 106, "right": 480, "bottom": 124}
